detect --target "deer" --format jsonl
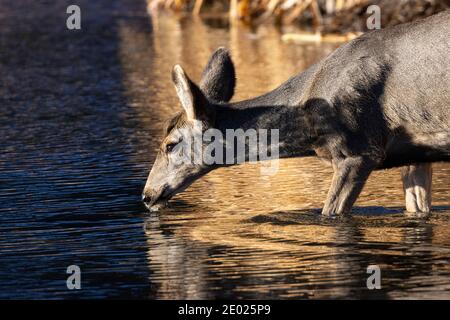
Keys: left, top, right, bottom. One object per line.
{"left": 143, "top": 11, "right": 450, "bottom": 216}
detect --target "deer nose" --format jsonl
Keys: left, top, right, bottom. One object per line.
{"left": 142, "top": 194, "right": 152, "bottom": 205}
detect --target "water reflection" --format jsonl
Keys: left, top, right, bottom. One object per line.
{"left": 1, "top": 0, "right": 449, "bottom": 299}
{"left": 143, "top": 204, "right": 450, "bottom": 299}
{"left": 116, "top": 13, "right": 450, "bottom": 299}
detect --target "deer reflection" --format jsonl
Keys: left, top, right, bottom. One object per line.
{"left": 144, "top": 214, "right": 209, "bottom": 299}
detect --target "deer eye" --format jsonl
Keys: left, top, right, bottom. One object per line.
{"left": 166, "top": 142, "right": 178, "bottom": 153}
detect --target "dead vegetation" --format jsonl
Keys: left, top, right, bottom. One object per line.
{"left": 148, "top": 0, "right": 450, "bottom": 33}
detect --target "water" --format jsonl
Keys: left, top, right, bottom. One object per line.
{"left": 1, "top": 0, "right": 449, "bottom": 299}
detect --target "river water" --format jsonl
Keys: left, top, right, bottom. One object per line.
{"left": 0, "top": 0, "right": 449, "bottom": 299}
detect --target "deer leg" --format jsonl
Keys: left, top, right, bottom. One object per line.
{"left": 401, "top": 163, "right": 432, "bottom": 214}
{"left": 322, "top": 156, "right": 376, "bottom": 216}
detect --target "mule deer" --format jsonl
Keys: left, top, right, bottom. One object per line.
{"left": 143, "top": 11, "right": 450, "bottom": 216}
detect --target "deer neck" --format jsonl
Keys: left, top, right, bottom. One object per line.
{"left": 213, "top": 101, "right": 314, "bottom": 160}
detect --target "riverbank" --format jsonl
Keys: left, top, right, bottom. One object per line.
{"left": 148, "top": 0, "right": 450, "bottom": 35}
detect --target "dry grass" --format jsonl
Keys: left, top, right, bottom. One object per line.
{"left": 148, "top": 0, "right": 450, "bottom": 33}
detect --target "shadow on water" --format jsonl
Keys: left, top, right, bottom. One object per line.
{"left": 0, "top": 0, "right": 153, "bottom": 298}
{"left": 1, "top": 1, "right": 450, "bottom": 299}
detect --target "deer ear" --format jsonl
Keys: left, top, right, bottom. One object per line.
{"left": 172, "top": 64, "right": 208, "bottom": 121}
{"left": 200, "top": 47, "right": 236, "bottom": 102}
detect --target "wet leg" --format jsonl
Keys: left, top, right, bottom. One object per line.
{"left": 322, "top": 156, "right": 376, "bottom": 216}
{"left": 402, "top": 163, "right": 432, "bottom": 214}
